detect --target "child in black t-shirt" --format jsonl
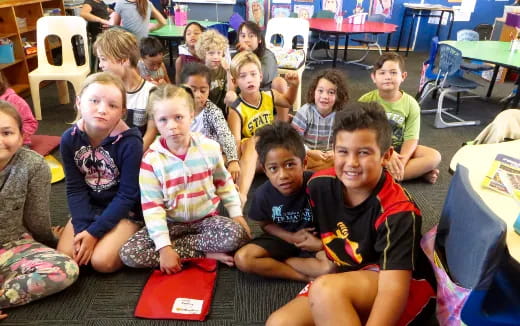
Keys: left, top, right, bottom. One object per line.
{"left": 267, "top": 102, "right": 435, "bottom": 326}
{"left": 234, "top": 122, "right": 334, "bottom": 282}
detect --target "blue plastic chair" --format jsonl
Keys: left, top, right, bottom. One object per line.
{"left": 421, "top": 43, "right": 481, "bottom": 128}
{"left": 457, "top": 29, "right": 494, "bottom": 73}
{"left": 417, "top": 36, "right": 441, "bottom": 103}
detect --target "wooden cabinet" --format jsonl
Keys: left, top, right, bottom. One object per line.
{"left": 0, "top": 0, "right": 64, "bottom": 94}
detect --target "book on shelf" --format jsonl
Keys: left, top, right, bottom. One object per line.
{"left": 481, "top": 153, "right": 520, "bottom": 202}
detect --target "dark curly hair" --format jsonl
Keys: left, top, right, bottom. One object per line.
{"left": 306, "top": 69, "right": 349, "bottom": 112}
{"left": 255, "top": 121, "right": 306, "bottom": 166}
{"left": 333, "top": 101, "right": 392, "bottom": 153}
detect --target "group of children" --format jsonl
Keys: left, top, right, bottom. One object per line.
{"left": 0, "top": 17, "right": 446, "bottom": 323}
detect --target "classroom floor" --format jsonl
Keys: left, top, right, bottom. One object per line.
{"left": 3, "top": 49, "right": 514, "bottom": 325}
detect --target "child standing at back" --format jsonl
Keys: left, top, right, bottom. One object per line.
{"left": 138, "top": 37, "right": 171, "bottom": 85}
{"left": 359, "top": 52, "right": 441, "bottom": 183}
{"left": 234, "top": 122, "right": 334, "bottom": 281}
{"left": 0, "top": 103, "right": 78, "bottom": 320}
{"left": 0, "top": 77, "right": 37, "bottom": 146}
{"left": 94, "top": 28, "right": 157, "bottom": 150}
{"left": 195, "top": 29, "right": 232, "bottom": 115}
{"left": 181, "top": 62, "right": 240, "bottom": 182}
{"left": 119, "top": 84, "right": 250, "bottom": 273}
{"left": 227, "top": 51, "right": 298, "bottom": 207}
{"left": 57, "top": 72, "right": 143, "bottom": 273}
{"left": 267, "top": 102, "right": 435, "bottom": 326}
{"left": 291, "top": 69, "right": 349, "bottom": 171}
{"left": 175, "top": 22, "right": 204, "bottom": 84}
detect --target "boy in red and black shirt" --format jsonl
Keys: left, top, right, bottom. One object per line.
{"left": 267, "top": 102, "right": 435, "bottom": 326}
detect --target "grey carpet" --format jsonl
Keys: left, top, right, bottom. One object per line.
{"left": 3, "top": 50, "right": 512, "bottom": 325}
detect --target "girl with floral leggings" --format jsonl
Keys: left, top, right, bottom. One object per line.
{"left": 0, "top": 102, "right": 79, "bottom": 319}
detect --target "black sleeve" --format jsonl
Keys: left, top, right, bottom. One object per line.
{"left": 247, "top": 182, "right": 271, "bottom": 222}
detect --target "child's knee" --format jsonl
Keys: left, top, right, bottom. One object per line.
{"left": 266, "top": 309, "right": 291, "bottom": 326}
{"left": 233, "top": 246, "right": 255, "bottom": 272}
{"left": 90, "top": 251, "right": 122, "bottom": 273}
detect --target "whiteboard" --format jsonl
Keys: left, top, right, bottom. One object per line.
{"left": 174, "top": 0, "right": 236, "bottom": 4}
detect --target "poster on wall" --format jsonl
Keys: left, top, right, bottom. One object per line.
{"left": 370, "top": 0, "right": 394, "bottom": 18}
{"left": 271, "top": 4, "right": 291, "bottom": 17}
{"left": 247, "top": 0, "right": 270, "bottom": 28}
{"left": 294, "top": 4, "right": 314, "bottom": 19}
{"left": 272, "top": 0, "right": 290, "bottom": 4}
{"left": 322, "top": 0, "right": 341, "bottom": 14}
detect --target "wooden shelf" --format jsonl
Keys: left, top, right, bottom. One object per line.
{"left": 11, "top": 83, "right": 29, "bottom": 94}
{"left": 18, "top": 25, "right": 37, "bottom": 34}
{"left": 0, "top": 58, "right": 24, "bottom": 69}
{"left": 0, "top": 32, "right": 18, "bottom": 38}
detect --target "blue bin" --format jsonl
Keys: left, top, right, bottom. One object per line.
{"left": 0, "top": 43, "right": 15, "bottom": 64}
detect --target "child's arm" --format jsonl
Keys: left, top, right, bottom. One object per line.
{"left": 60, "top": 131, "right": 98, "bottom": 235}
{"left": 148, "top": 5, "right": 166, "bottom": 32}
{"left": 272, "top": 72, "right": 299, "bottom": 121}
{"left": 80, "top": 3, "right": 110, "bottom": 26}
{"left": 161, "top": 62, "right": 171, "bottom": 84}
{"left": 398, "top": 139, "right": 418, "bottom": 166}
{"left": 207, "top": 101, "right": 240, "bottom": 181}
{"left": 175, "top": 57, "right": 183, "bottom": 85}
{"left": 83, "top": 135, "right": 144, "bottom": 239}
{"left": 366, "top": 270, "right": 412, "bottom": 326}
{"left": 227, "top": 108, "right": 243, "bottom": 154}
{"left": 262, "top": 222, "right": 320, "bottom": 251}
{"left": 23, "top": 156, "right": 55, "bottom": 246}
{"left": 142, "top": 119, "right": 158, "bottom": 151}
{"left": 212, "top": 146, "right": 251, "bottom": 238}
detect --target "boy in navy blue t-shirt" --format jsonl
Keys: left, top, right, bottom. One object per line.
{"left": 234, "top": 122, "right": 334, "bottom": 281}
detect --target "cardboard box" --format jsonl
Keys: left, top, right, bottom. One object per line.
{"left": 0, "top": 43, "right": 15, "bottom": 64}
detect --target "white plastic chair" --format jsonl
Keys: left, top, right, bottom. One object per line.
{"left": 29, "top": 16, "right": 90, "bottom": 120}
{"left": 265, "top": 17, "right": 309, "bottom": 110}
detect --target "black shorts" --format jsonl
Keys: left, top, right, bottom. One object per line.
{"left": 249, "top": 233, "right": 315, "bottom": 261}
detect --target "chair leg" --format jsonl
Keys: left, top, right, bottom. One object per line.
{"left": 433, "top": 89, "right": 480, "bottom": 128}
{"left": 28, "top": 77, "right": 42, "bottom": 120}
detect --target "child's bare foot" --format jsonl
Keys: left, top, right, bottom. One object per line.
{"left": 423, "top": 169, "right": 439, "bottom": 184}
{"left": 51, "top": 226, "right": 64, "bottom": 239}
{"left": 206, "top": 252, "right": 234, "bottom": 266}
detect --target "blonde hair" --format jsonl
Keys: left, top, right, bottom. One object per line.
{"left": 229, "top": 51, "right": 261, "bottom": 79}
{"left": 93, "top": 28, "right": 140, "bottom": 68}
{"left": 73, "top": 72, "right": 126, "bottom": 122}
{"left": 195, "top": 29, "right": 229, "bottom": 60}
{"left": 147, "top": 84, "right": 195, "bottom": 118}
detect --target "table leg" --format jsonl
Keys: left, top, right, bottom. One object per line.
{"left": 447, "top": 12, "right": 454, "bottom": 40}
{"left": 486, "top": 65, "right": 500, "bottom": 98}
{"left": 511, "top": 78, "right": 520, "bottom": 107}
{"left": 343, "top": 34, "right": 349, "bottom": 61}
{"left": 436, "top": 11, "right": 444, "bottom": 37}
{"left": 396, "top": 8, "right": 408, "bottom": 53}
{"left": 386, "top": 33, "right": 391, "bottom": 52}
{"left": 57, "top": 81, "right": 69, "bottom": 105}
{"left": 169, "top": 39, "right": 173, "bottom": 67}
{"left": 332, "top": 34, "right": 339, "bottom": 68}
{"left": 405, "top": 11, "right": 416, "bottom": 56}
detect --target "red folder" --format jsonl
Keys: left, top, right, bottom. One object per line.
{"left": 134, "top": 258, "right": 218, "bottom": 320}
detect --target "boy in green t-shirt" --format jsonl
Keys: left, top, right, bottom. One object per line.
{"left": 359, "top": 52, "right": 441, "bottom": 184}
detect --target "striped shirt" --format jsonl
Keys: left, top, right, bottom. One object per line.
{"left": 291, "top": 103, "right": 336, "bottom": 151}
{"left": 140, "top": 133, "right": 242, "bottom": 250}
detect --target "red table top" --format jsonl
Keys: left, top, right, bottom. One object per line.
{"left": 309, "top": 18, "right": 398, "bottom": 34}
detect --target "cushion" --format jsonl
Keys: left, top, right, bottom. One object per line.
{"left": 30, "top": 135, "right": 61, "bottom": 156}
{"left": 268, "top": 46, "right": 306, "bottom": 70}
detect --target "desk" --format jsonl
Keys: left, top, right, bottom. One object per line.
{"left": 442, "top": 40, "right": 520, "bottom": 107}
{"left": 396, "top": 3, "right": 454, "bottom": 56}
{"left": 308, "top": 18, "right": 397, "bottom": 68}
{"left": 450, "top": 139, "right": 520, "bottom": 262}
{"left": 149, "top": 20, "right": 223, "bottom": 66}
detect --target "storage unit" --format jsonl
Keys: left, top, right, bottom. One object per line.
{"left": 0, "top": 0, "right": 64, "bottom": 94}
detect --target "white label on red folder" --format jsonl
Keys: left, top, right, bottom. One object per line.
{"left": 172, "top": 298, "right": 204, "bottom": 315}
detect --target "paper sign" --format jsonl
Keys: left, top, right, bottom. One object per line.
{"left": 428, "top": 10, "right": 449, "bottom": 25}
{"left": 172, "top": 298, "right": 204, "bottom": 315}
{"left": 453, "top": 6, "right": 471, "bottom": 21}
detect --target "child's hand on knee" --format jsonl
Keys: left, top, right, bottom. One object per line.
{"left": 73, "top": 231, "right": 98, "bottom": 266}
{"left": 233, "top": 216, "right": 252, "bottom": 239}
{"left": 227, "top": 160, "right": 240, "bottom": 183}
{"left": 386, "top": 151, "right": 405, "bottom": 181}
{"left": 159, "top": 246, "right": 182, "bottom": 274}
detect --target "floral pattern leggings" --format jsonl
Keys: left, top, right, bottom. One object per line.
{"left": 120, "top": 216, "right": 248, "bottom": 268}
{"left": 0, "top": 237, "right": 79, "bottom": 309}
